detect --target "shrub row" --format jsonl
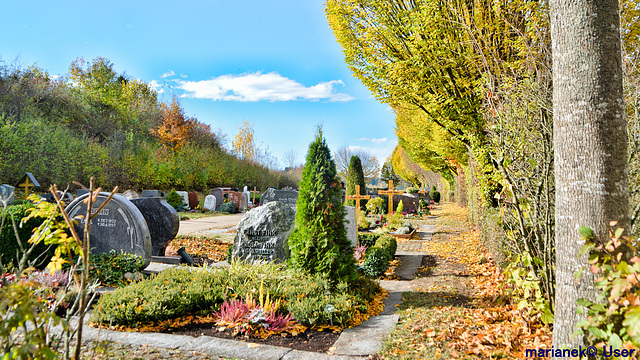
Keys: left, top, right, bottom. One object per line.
{"left": 92, "top": 262, "right": 380, "bottom": 328}
{"left": 361, "top": 234, "right": 397, "bottom": 278}
{"left": 357, "top": 232, "right": 383, "bottom": 248}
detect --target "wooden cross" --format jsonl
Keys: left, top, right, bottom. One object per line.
{"left": 378, "top": 180, "right": 403, "bottom": 215}
{"left": 418, "top": 188, "right": 430, "bottom": 198}
{"left": 15, "top": 172, "right": 40, "bottom": 198}
{"left": 250, "top": 186, "right": 261, "bottom": 203}
{"left": 345, "top": 185, "right": 370, "bottom": 227}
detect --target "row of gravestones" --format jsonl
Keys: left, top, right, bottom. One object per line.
{"left": 0, "top": 184, "right": 179, "bottom": 270}
{"left": 232, "top": 188, "right": 359, "bottom": 264}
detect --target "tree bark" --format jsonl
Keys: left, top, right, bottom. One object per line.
{"left": 550, "top": 0, "right": 629, "bottom": 348}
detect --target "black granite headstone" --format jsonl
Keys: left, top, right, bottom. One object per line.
{"left": 66, "top": 193, "right": 152, "bottom": 266}
{"left": 130, "top": 197, "right": 179, "bottom": 256}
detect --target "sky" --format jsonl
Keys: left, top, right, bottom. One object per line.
{"left": 0, "top": 0, "right": 398, "bottom": 170}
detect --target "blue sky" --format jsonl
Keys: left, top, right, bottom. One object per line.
{"left": 0, "top": 1, "right": 397, "bottom": 169}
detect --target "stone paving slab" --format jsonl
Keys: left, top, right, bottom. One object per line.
{"left": 331, "top": 315, "right": 399, "bottom": 356}
{"left": 394, "top": 254, "right": 424, "bottom": 280}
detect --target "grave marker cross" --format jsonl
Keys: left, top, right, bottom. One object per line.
{"left": 345, "top": 185, "right": 370, "bottom": 227}
{"left": 15, "top": 172, "right": 40, "bottom": 198}
{"left": 378, "top": 180, "right": 403, "bottom": 215}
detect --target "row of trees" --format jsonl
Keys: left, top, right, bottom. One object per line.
{"left": 0, "top": 58, "right": 297, "bottom": 192}
{"left": 327, "top": 0, "right": 637, "bottom": 348}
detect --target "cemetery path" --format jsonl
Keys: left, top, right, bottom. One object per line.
{"left": 177, "top": 213, "right": 244, "bottom": 235}
{"left": 376, "top": 203, "right": 552, "bottom": 359}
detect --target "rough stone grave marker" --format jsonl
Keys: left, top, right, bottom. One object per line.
{"left": 394, "top": 194, "right": 419, "bottom": 213}
{"left": 130, "top": 197, "right": 179, "bottom": 256}
{"left": 188, "top": 192, "right": 199, "bottom": 209}
{"left": 175, "top": 191, "right": 189, "bottom": 207}
{"left": 232, "top": 201, "right": 296, "bottom": 263}
{"left": 259, "top": 188, "right": 299, "bottom": 209}
{"left": 66, "top": 193, "right": 152, "bottom": 266}
{"left": 123, "top": 190, "right": 140, "bottom": 200}
{"left": 240, "top": 192, "right": 250, "bottom": 211}
{"left": 203, "top": 195, "right": 217, "bottom": 211}
{"left": 0, "top": 184, "right": 15, "bottom": 207}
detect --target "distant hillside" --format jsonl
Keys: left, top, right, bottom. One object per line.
{"left": 0, "top": 58, "right": 297, "bottom": 193}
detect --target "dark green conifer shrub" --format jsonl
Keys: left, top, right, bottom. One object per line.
{"left": 430, "top": 185, "right": 441, "bottom": 203}
{"left": 217, "top": 201, "right": 237, "bottom": 213}
{"left": 166, "top": 190, "right": 183, "bottom": 210}
{"left": 345, "top": 155, "right": 367, "bottom": 210}
{"left": 288, "top": 128, "right": 357, "bottom": 283}
{"left": 361, "top": 234, "right": 397, "bottom": 278}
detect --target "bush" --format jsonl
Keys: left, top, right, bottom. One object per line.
{"left": 365, "top": 197, "right": 384, "bottom": 215}
{"left": 0, "top": 203, "right": 52, "bottom": 269}
{"left": 165, "top": 190, "right": 183, "bottom": 210}
{"left": 358, "top": 232, "right": 382, "bottom": 248}
{"left": 217, "top": 201, "right": 237, "bottom": 213}
{"left": 406, "top": 187, "right": 419, "bottom": 194}
{"left": 430, "top": 186, "right": 441, "bottom": 203}
{"left": 92, "top": 263, "right": 381, "bottom": 329}
{"left": 361, "top": 234, "right": 396, "bottom": 278}
{"left": 289, "top": 128, "right": 356, "bottom": 283}
{"left": 89, "top": 250, "right": 146, "bottom": 286}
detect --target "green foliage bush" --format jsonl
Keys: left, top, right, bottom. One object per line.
{"left": 165, "top": 190, "right": 182, "bottom": 210}
{"left": 289, "top": 128, "right": 356, "bottom": 283}
{"left": 365, "top": 197, "right": 384, "bottom": 215}
{"left": 430, "top": 186, "right": 441, "bottom": 203}
{"left": 361, "top": 234, "right": 397, "bottom": 278}
{"left": 92, "top": 263, "right": 381, "bottom": 328}
{"left": 358, "top": 232, "right": 382, "bottom": 248}
{"left": 345, "top": 155, "right": 367, "bottom": 210}
{"left": 0, "top": 203, "right": 52, "bottom": 269}
{"left": 89, "top": 250, "right": 146, "bottom": 286}
{"left": 217, "top": 201, "right": 237, "bottom": 213}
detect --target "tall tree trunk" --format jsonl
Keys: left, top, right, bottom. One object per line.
{"left": 550, "top": 0, "right": 629, "bottom": 348}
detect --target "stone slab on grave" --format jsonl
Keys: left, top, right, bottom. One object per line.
{"left": 141, "top": 190, "right": 165, "bottom": 198}
{"left": 259, "top": 188, "right": 299, "bottom": 209}
{"left": 130, "top": 197, "right": 179, "bottom": 256}
{"left": 123, "top": 190, "right": 140, "bottom": 200}
{"left": 66, "top": 193, "right": 152, "bottom": 267}
{"left": 203, "top": 195, "right": 217, "bottom": 211}
{"left": 175, "top": 191, "right": 189, "bottom": 207}
{"left": 188, "top": 192, "right": 199, "bottom": 209}
{"left": 240, "top": 192, "right": 249, "bottom": 212}
{"left": 343, "top": 206, "right": 357, "bottom": 247}
{"left": 0, "top": 184, "right": 15, "bottom": 206}
{"left": 232, "top": 201, "right": 296, "bottom": 263}
{"left": 394, "top": 194, "right": 419, "bottom": 213}
{"left": 228, "top": 191, "right": 242, "bottom": 211}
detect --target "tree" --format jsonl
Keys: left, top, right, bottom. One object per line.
{"left": 346, "top": 155, "right": 367, "bottom": 210}
{"left": 151, "top": 97, "right": 195, "bottom": 151}
{"left": 232, "top": 120, "right": 257, "bottom": 162}
{"left": 282, "top": 149, "right": 298, "bottom": 171}
{"left": 550, "top": 0, "right": 629, "bottom": 348}
{"left": 288, "top": 127, "right": 357, "bottom": 283}
{"left": 334, "top": 146, "right": 380, "bottom": 180}
{"left": 380, "top": 157, "right": 400, "bottom": 184}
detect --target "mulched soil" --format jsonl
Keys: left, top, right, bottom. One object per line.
{"left": 162, "top": 324, "right": 340, "bottom": 353}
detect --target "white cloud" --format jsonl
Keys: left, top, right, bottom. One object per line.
{"left": 148, "top": 80, "right": 164, "bottom": 94}
{"left": 358, "top": 137, "right": 388, "bottom": 144}
{"left": 176, "top": 72, "right": 354, "bottom": 102}
{"left": 161, "top": 70, "right": 175, "bottom": 78}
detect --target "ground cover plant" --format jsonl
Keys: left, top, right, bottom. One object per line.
{"left": 91, "top": 261, "right": 384, "bottom": 336}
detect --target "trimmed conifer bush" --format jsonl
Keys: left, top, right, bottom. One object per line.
{"left": 166, "top": 190, "right": 182, "bottom": 210}
{"left": 288, "top": 128, "right": 357, "bottom": 283}
{"left": 430, "top": 185, "right": 441, "bottom": 203}
{"left": 345, "top": 155, "right": 367, "bottom": 210}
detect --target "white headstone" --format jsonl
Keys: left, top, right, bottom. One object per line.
{"left": 175, "top": 191, "right": 189, "bottom": 206}
{"left": 203, "top": 195, "right": 217, "bottom": 211}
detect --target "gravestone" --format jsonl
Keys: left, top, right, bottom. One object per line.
{"left": 66, "top": 193, "right": 152, "bottom": 267}
{"left": 259, "top": 188, "right": 299, "bottom": 209}
{"left": 123, "top": 190, "right": 140, "bottom": 200}
{"left": 130, "top": 197, "right": 179, "bottom": 256}
{"left": 41, "top": 191, "right": 74, "bottom": 205}
{"left": 0, "top": 184, "right": 15, "bottom": 207}
{"left": 232, "top": 201, "right": 296, "bottom": 263}
{"left": 141, "top": 190, "right": 165, "bottom": 198}
{"left": 228, "top": 191, "right": 242, "bottom": 211}
{"left": 77, "top": 189, "right": 89, "bottom": 197}
{"left": 394, "top": 194, "right": 419, "bottom": 213}
{"left": 343, "top": 206, "right": 357, "bottom": 247}
{"left": 240, "top": 192, "right": 250, "bottom": 211}
{"left": 175, "top": 191, "right": 189, "bottom": 207}
{"left": 203, "top": 195, "right": 217, "bottom": 211}
{"left": 188, "top": 192, "right": 199, "bottom": 209}
{"left": 210, "top": 188, "right": 226, "bottom": 210}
